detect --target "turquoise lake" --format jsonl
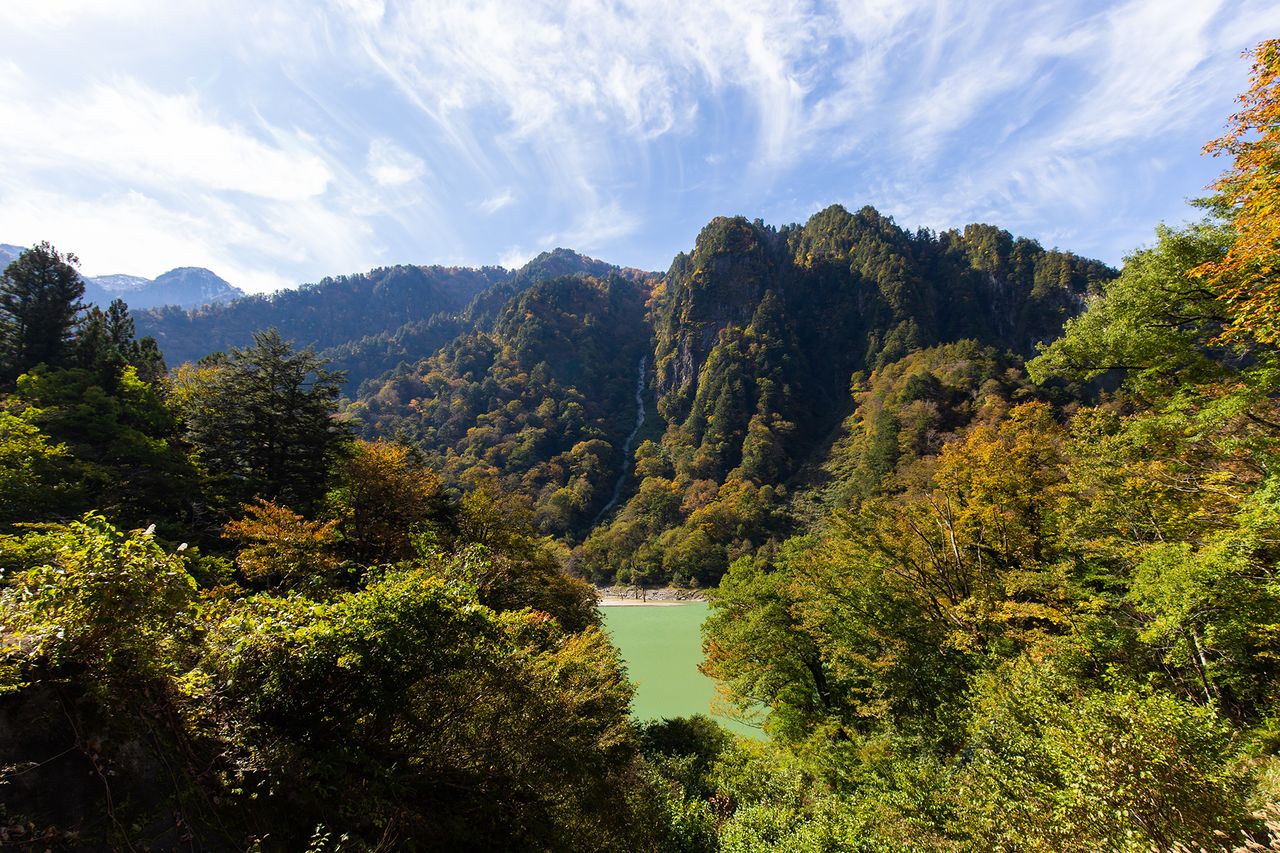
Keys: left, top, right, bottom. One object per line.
{"left": 600, "top": 602, "right": 761, "bottom": 738}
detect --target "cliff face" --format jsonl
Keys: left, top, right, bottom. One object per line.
{"left": 653, "top": 217, "right": 790, "bottom": 423}
{"left": 645, "top": 204, "right": 1114, "bottom": 490}
{"left": 571, "top": 205, "right": 1115, "bottom": 586}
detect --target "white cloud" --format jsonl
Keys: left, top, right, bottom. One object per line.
{"left": 478, "top": 189, "right": 516, "bottom": 214}
{"left": 0, "top": 0, "right": 161, "bottom": 30}
{"left": 2, "top": 0, "right": 1278, "bottom": 287}
{"left": 365, "top": 138, "right": 427, "bottom": 187}
{"left": 0, "top": 180, "right": 378, "bottom": 295}
{"left": 498, "top": 245, "right": 535, "bottom": 270}
{"left": 1051, "top": 0, "right": 1228, "bottom": 151}
{"left": 0, "top": 186, "right": 280, "bottom": 291}
{"left": 550, "top": 199, "right": 642, "bottom": 250}
{"left": 335, "top": 0, "right": 384, "bottom": 26}
{"left": 0, "top": 77, "right": 330, "bottom": 200}
{"left": 339, "top": 0, "right": 823, "bottom": 168}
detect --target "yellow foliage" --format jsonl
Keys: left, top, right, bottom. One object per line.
{"left": 223, "top": 499, "right": 341, "bottom": 586}
{"left": 1194, "top": 40, "right": 1280, "bottom": 342}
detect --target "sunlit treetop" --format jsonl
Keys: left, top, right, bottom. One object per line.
{"left": 1196, "top": 39, "right": 1280, "bottom": 343}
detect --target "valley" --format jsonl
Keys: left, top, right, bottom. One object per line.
{"left": 1, "top": 31, "right": 1278, "bottom": 850}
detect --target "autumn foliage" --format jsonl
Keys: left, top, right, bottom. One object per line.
{"left": 1195, "top": 39, "right": 1280, "bottom": 342}
{"left": 223, "top": 498, "right": 342, "bottom": 587}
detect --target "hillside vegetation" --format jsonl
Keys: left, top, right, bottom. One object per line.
{"left": 1, "top": 38, "right": 1278, "bottom": 852}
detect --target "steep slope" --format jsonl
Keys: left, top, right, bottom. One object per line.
{"left": 135, "top": 264, "right": 504, "bottom": 371}
{"left": 647, "top": 206, "right": 1111, "bottom": 488}
{"left": 577, "top": 205, "right": 1114, "bottom": 586}
{"left": 133, "top": 248, "right": 650, "bottom": 392}
{"left": 329, "top": 248, "right": 654, "bottom": 393}
{"left": 351, "top": 273, "right": 652, "bottom": 537}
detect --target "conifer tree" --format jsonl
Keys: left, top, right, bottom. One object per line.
{"left": 76, "top": 298, "right": 166, "bottom": 387}
{"left": 0, "top": 242, "right": 84, "bottom": 384}
{"left": 184, "top": 328, "right": 349, "bottom": 512}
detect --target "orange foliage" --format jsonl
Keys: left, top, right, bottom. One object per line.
{"left": 1194, "top": 40, "right": 1280, "bottom": 342}
{"left": 223, "top": 498, "right": 341, "bottom": 586}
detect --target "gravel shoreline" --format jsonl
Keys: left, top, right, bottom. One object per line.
{"left": 595, "top": 585, "right": 709, "bottom": 606}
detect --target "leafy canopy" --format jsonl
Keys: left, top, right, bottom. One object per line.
{"left": 1195, "top": 39, "right": 1280, "bottom": 343}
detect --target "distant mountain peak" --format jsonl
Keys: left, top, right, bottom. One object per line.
{"left": 89, "top": 274, "right": 152, "bottom": 294}
{"left": 140, "top": 267, "right": 244, "bottom": 309}
{"left": 83, "top": 265, "right": 244, "bottom": 310}
{"left": 3, "top": 241, "right": 246, "bottom": 310}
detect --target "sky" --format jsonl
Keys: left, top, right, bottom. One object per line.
{"left": 0, "top": 1, "right": 1276, "bottom": 294}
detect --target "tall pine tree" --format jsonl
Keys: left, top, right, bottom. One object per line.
{"left": 76, "top": 298, "right": 167, "bottom": 387}
{"left": 183, "top": 328, "right": 349, "bottom": 513}
{"left": 0, "top": 242, "right": 84, "bottom": 384}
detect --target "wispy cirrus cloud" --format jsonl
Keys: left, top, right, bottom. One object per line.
{"left": 0, "top": 0, "right": 1277, "bottom": 290}
{"left": 1, "top": 76, "right": 330, "bottom": 199}
{"left": 478, "top": 189, "right": 516, "bottom": 215}
{"left": 366, "top": 138, "right": 427, "bottom": 187}
{"left": 0, "top": 71, "right": 385, "bottom": 289}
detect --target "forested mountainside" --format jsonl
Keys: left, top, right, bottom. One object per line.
{"left": 339, "top": 203, "right": 1112, "bottom": 585}
{"left": 573, "top": 207, "right": 1112, "bottom": 585}
{"left": 2, "top": 39, "right": 1279, "bottom": 852}
{"left": 131, "top": 207, "right": 1108, "bottom": 562}
{"left": 351, "top": 274, "right": 652, "bottom": 537}
{"left": 135, "top": 248, "right": 649, "bottom": 391}
{"left": 135, "top": 262, "right": 501, "bottom": 378}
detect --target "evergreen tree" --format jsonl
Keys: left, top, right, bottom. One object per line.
{"left": 183, "top": 328, "right": 349, "bottom": 512}
{"left": 76, "top": 298, "right": 167, "bottom": 387}
{"left": 0, "top": 242, "right": 85, "bottom": 384}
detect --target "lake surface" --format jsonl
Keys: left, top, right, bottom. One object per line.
{"left": 601, "top": 602, "right": 761, "bottom": 738}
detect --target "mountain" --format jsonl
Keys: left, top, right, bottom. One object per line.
{"left": 127, "top": 206, "right": 1111, "bottom": 580}
{"left": 574, "top": 205, "right": 1114, "bottom": 585}
{"left": 135, "top": 264, "right": 501, "bottom": 373}
{"left": 346, "top": 206, "right": 1113, "bottom": 578}
{"left": 87, "top": 273, "right": 152, "bottom": 294}
{"left": 650, "top": 207, "right": 1110, "bottom": 470}
{"left": 147, "top": 267, "right": 242, "bottom": 307}
{"left": 136, "top": 248, "right": 655, "bottom": 392}
{"left": 352, "top": 273, "right": 653, "bottom": 536}
{"left": 2, "top": 243, "right": 244, "bottom": 310}
{"left": 82, "top": 267, "right": 244, "bottom": 310}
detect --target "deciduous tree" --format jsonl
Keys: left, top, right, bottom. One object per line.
{"left": 1194, "top": 39, "right": 1280, "bottom": 342}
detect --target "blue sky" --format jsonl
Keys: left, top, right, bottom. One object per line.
{"left": 0, "top": 1, "right": 1276, "bottom": 293}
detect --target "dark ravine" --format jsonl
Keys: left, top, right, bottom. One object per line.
{"left": 593, "top": 355, "right": 649, "bottom": 527}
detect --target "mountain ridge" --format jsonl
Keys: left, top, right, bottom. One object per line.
{"left": 83, "top": 266, "right": 244, "bottom": 310}
{"left": 1, "top": 242, "right": 244, "bottom": 310}
{"left": 134, "top": 248, "right": 658, "bottom": 390}
{"left": 15, "top": 207, "right": 1115, "bottom": 583}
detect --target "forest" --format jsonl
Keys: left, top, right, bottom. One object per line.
{"left": 0, "top": 38, "right": 1278, "bottom": 853}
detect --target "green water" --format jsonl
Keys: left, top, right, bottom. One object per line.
{"left": 601, "top": 602, "right": 761, "bottom": 738}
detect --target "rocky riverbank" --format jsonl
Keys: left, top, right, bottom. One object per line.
{"left": 596, "top": 586, "right": 709, "bottom": 606}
